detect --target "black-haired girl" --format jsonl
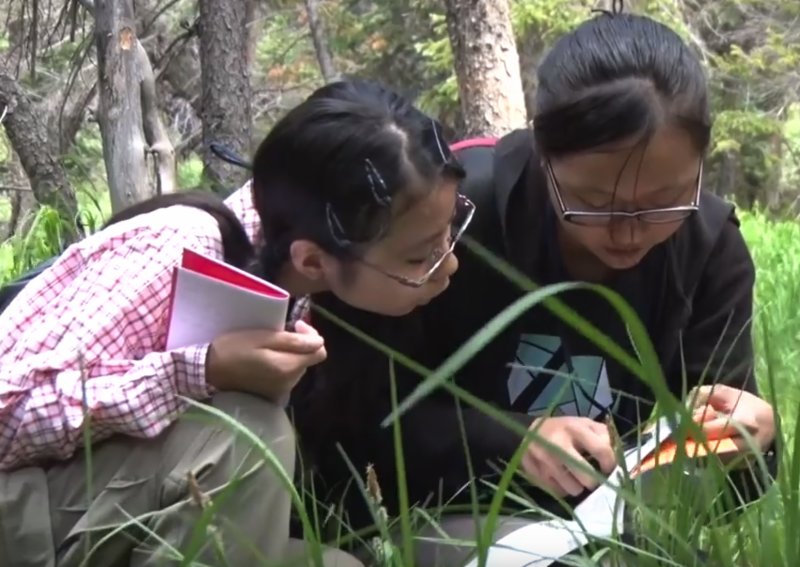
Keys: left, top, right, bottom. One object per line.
{"left": 0, "top": 80, "right": 470, "bottom": 567}
{"left": 309, "top": 10, "right": 777, "bottom": 567}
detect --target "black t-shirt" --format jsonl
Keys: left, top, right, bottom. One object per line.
{"left": 502, "top": 205, "right": 662, "bottom": 436}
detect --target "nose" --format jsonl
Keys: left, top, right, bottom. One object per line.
{"left": 432, "top": 251, "right": 459, "bottom": 282}
{"left": 608, "top": 216, "right": 644, "bottom": 247}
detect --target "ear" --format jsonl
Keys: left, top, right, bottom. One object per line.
{"left": 288, "top": 240, "right": 326, "bottom": 281}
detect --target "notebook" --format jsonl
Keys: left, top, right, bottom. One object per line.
{"left": 463, "top": 415, "right": 740, "bottom": 567}
{"left": 165, "top": 249, "right": 290, "bottom": 350}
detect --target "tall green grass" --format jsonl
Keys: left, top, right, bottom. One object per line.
{"left": 0, "top": 204, "right": 797, "bottom": 567}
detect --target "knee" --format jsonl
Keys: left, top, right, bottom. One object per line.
{"left": 209, "top": 392, "right": 296, "bottom": 470}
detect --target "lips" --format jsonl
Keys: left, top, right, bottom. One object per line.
{"left": 605, "top": 247, "right": 642, "bottom": 256}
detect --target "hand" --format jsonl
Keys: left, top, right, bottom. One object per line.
{"left": 206, "top": 320, "right": 327, "bottom": 402}
{"left": 689, "top": 384, "right": 776, "bottom": 452}
{"left": 521, "top": 416, "right": 617, "bottom": 497}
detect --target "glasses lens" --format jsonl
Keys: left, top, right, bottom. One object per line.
{"left": 567, "top": 214, "right": 612, "bottom": 227}
{"left": 639, "top": 209, "right": 695, "bottom": 223}
{"left": 567, "top": 208, "right": 696, "bottom": 226}
{"left": 450, "top": 195, "right": 474, "bottom": 239}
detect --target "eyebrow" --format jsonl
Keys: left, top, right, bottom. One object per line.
{"left": 404, "top": 230, "right": 445, "bottom": 252}
{"left": 570, "top": 179, "right": 695, "bottom": 198}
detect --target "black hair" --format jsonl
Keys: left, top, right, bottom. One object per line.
{"left": 102, "top": 190, "right": 254, "bottom": 268}
{"left": 249, "top": 79, "right": 465, "bottom": 283}
{"left": 247, "top": 79, "right": 465, "bottom": 463}
{"left": 533, "top": 10, "right": 711, "bottom": 157}
{"left": 100, "top": 80, "right": 463, "bottom": 468}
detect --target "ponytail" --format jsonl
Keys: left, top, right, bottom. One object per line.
{"left": 103, "top": 190, "right": 255, "bottom": 268}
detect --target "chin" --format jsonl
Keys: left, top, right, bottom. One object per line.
{"left": 599, "top": 252, "right": 646, "bottom": 270}
{"left": 375, "top": 303, "right": 418, "bottom": 317}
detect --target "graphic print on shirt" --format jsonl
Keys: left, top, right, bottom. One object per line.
{"left": 507, "top": 334, "right": 616, "bottom": 418}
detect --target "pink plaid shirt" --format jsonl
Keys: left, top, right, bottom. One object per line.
{"left": 0, "top": 184, "right": 263, "bottom": 471}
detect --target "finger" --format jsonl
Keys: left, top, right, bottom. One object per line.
{"left": 687, "top": 386, "right": 714, "bottom": 409}
{"left": 520, "top": 453, "right": 565, "bottom": 496}
{"left": 577, "top": 431, "right": 617, "bottom": 474}
{"left": 272, "top": 348, "right": 326, "bottom": 380}
{"left": 534, "top": 453, "right": 584, "bottom": 497}
{"left": 689, "top": 385, "right": 740, "bottom": 414}
{"left": 701, "top": 416, "right": 755, "bottom": 440}
{"left": 268, "top": 330, "right": 325, "bottom": 353}
{"left": 225, "top": 329, "right": 322, "bottom": 352}
{"left": 692, "top": 405, "right": 716, "bottom": 423}
{"left": 294, "top": 320, "right": 321, "bottom": 337}
{"left": 560, "top": 447, "right": 602, "bottom": 492}
{"left": 302, "top": 345, "right": 328, "bottom": 367}
{"left": 587, "top": 420, "right": 610, "bottom": 438}
{"left": 554, "top": 467, "right": 587, "bottom": 497}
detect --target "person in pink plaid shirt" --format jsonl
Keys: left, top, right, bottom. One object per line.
{"left": 0, "top": 80, "right": 471, "bottom": 567}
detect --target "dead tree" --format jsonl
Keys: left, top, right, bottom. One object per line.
{"left": 81, "top": 0, "right": 176, "bottom": 212}
{"left": 443, "top": 0, "right": 527, "bottom": 137}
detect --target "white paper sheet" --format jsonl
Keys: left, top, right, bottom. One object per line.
{"left": 463, "top": 416, "right": 678, "bottom": 567}
{"left": 165, "top": 265, "right": 289, "bottom": 350}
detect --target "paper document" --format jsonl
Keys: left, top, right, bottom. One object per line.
{"left": 463, "top": 416, "right": 679, "bottom": 567}
{"left": 165, "top": 249, "right": 290, "bottom": 350}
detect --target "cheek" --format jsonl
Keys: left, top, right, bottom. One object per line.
{"left": 642, "top": 222, "right": 683, "bottom": 245}
{"left": 562, "top": 222, "right": 607, "bottom": 248}
{"left": 328, "top": 269, "right": 423, "bottom": 317}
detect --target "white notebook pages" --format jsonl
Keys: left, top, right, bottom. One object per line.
{"left": 462, "top": 416, "right": 681, "bottom": 567}
{"left": 165, "top": 248, "right": 290, "bottom": 350}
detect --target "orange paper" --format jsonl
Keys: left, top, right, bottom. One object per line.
{"left": 633, "top": 437, "right": 739, "bottom": 477}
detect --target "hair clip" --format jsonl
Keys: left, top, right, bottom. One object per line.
{"left": 591, "top": 0, "right": 623, "bottom": 16}
{"left": 429, "top": 118, "right": 450, "bottom": 163}
{"left": 364, "top": 159, "right": 392, "bottom": 207}
{"left": 326, "top": 203, "right": 352, "bottom": 247}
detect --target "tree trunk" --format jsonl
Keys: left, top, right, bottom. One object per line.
{"left": 94, "top": 0, "right": 155, "bottom": 213}
{"left": 304, "top": 0, "right": 338, "bottom": 83}
{"left": 0, "top": 74, "right": 82, "bottom": 244}
{"left": 198, "top": 0, "right": 252, "bottom": 193}
{"left": 443, "top": 0, "right": 527, "bottom": 138}
{"left": 0, "top": 151, "right": 39, "bottom": 240}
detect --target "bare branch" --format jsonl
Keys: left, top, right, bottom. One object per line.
{"left": 94, "top": 0, "right": 154, "bottom": 212}
{"left": 135, "top": 40, "right": 176, "bottom": 195}
{"left": 303, "top": 0, "right": 338, "bottom": 83}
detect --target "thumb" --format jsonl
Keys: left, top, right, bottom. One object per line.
{"left": 293, "top": 319, "right": 321, "bottom": 337}
{"left": 271, "top": 329, "right": 324, "bottom": 354}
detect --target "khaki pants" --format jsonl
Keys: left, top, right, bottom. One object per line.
{"left": 0, "top": 393, "right": 364, "bottom": 567}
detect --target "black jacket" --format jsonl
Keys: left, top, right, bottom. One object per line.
{"left": 304, "top": 129, "right": 761, "bottom": 531}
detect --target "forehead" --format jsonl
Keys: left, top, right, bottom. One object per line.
{"left": 382, "top": 180, "right": 458, "bottom": 248}
{"left": 551, "top": 125, "right": 702, "bottom": 195}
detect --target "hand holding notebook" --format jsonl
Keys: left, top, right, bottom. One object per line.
{"left": 165, "top": 249, "right": 325, "bottom": 400}
{"left": 166, "top": 248, "right": 292, "bottom": 349}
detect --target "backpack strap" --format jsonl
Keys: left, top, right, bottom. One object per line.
{"left": 0, "top": 257, "right": 59, "bottom": 315}
{"left": 674, "top": 191, "right": 737, "bottom": 303}
{"left": 450, "top": 138, "right": 505, "bottom": 254}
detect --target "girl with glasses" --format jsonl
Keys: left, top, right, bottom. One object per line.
{"left": 0, "top": 80, "right": 468, "bottom": 567}
{"left": 311, "top": 7, "right": 777, "bottom": 567}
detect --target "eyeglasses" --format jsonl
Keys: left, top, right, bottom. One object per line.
{"left": 361, "top": 193, "right": 475, "bottom": 288}
{"left": 546, "top": 161, "right": 703, "bottom": 226}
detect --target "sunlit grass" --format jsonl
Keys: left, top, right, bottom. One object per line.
{"left": 0, "top": 204, "right": 797, "bottom": 566}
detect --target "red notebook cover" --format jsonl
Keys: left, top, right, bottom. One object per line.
{"left": 163, "top": 249, "right": 290, "bottom": 347}
{"left": 180, "top": 249, "right": 289, "bottom": 298}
